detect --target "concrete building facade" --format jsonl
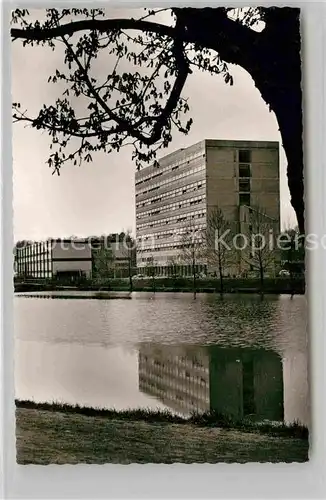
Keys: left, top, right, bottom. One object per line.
{"left": 135, "top": 139, "right": 280, "bottom": 276}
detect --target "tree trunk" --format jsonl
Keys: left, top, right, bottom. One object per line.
{"left": 245, "top": 12, "right": 304, "bottom": 234}
{"left": 218, "top": 253, "right": 224, "bottom": 296}
{"left": 259, "top": 261, "right": 264, "bottom": 297}
{"left": 178, "top": 8, "right": 304, "bottom": 234}
{"left": 173, "top": 266, "right": 177, "bottom": 291}
{"left": 193, "top": 251, "right": 196, "bottom": 299}
{"left": 128, "top": 256, "right": 133, "bottom": 293}
{"left": 288, "top": 240, "right": 295, "bottom": 297}
{"left": 252, "top": 66, "right": 304, "bottom": 235}
{"left": 219, "top": 272, "right": 224, "bottom": 297}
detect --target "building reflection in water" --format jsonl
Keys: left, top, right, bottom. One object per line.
{"left": 138, "top": 344, "right": 284, "bottom": 421}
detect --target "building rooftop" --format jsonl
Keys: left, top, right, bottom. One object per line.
{"left": 135, "top": 139, "right": 279, "bottom": 178}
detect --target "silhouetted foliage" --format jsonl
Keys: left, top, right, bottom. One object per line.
{"left": 11, "top": 7, "right": 304, "bottom": 232}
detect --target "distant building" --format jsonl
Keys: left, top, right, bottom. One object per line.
{"left": 15, "top": 234, "right": 137, "bottom": 282}
{"left": 139, "top": 344, "right": 284, "bottom": 421}
{"left": 14, "top": 239, "right": 92, "bottom": 281}
{"left": 135, "top": 139, "right": 280, "bottom": 276}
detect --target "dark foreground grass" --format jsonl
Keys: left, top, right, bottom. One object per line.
{"left": 15, "top": 400, "right": 308, "bottom": 439}
{"left": 16, "top": 400, "right": 309, "bottom": 465}
{"left": 16, "top": 406, "right": 309, "bottom": 464}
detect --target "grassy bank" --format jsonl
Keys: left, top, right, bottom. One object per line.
{"left": 16, "top": 401, "right": 309, "bottom": 464}
{"left": 16, "top": 400, "right": 308, "bottom": 439}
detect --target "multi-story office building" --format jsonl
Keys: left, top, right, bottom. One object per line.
{"left": 135, "top": 139, "right": 280, "bottom": 276}
{"left": 15, "top": 239, "right": 93, "bottom": 280}
{"left": 138, "top": 344, "right": 284, "bottom": 421}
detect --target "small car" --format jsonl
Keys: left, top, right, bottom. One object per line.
{"left": 279, "top": 269, "right": 290, "bottom": 277}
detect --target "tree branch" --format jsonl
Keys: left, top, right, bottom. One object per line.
{"left": 13, "top": 111, "right": 100, "bottom": 137}
{"left": 11, "top": 18, "right": 177, "bottom": 42}
{"left": 59, "top": 21, "right": 189, "bottom": 147}
{"left": 11, "top": 9, "right": 257, "bottom": 63}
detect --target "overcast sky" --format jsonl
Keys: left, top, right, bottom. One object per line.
{"left": 11, "top": 8, "right": 297, "bottom": 242}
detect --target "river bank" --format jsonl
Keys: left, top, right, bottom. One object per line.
{"left": 16, "top": 402, "right": 309, "bottom": 464}
{"left": 14, "top": 276, "right": 305, "bottom": 295}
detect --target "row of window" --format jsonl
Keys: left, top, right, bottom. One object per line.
{"left": 136, "top": 180, "right": 206, "bottom": 208}
{"left": 135, "top": 149, "right": 252, "bottom": 187}
{"left": 16, "top": 252, "right": 51, "bottom": 268}
{"left": 135, "top": 170, "right": 163, "bottom": 186}
{"left": 137, "top": 202, "right": 250, "bottom": 233}
{"left": 136, "top": 158, "right": 251, "bottom": 198}
{"left": 177, "top": 356, "right": 207, "bottom": 370}
{"left": 17, "top": 255, "right": 50, "bottom": 261}
{"left": 17, "top": 262, "right": 51, "bottom": 270}
{"left": 137, "top": 231, "right": 173, "bottom": 242}
{"left": 136, "top": 210, "right": 206, "bottom": 230}
{"left": 135, "top": 151, "right": 205, "bottom": 184}
{"left": 140, "top": 377, "right": 209, "bottom": 395}
{"left": 140, "top": 380, "right": 210, "bottom": 406}
{"left": 136, "top": 224, "right": 205, "bottom": 243}
{"left": 139, "top": 376, "right": 209, "bottom": 397}
{"left": 136, "top": 162, "right": 250, "bottom": 208}
{"left": 136, "top": 195, "right": 205, "bottom": 220}
{"left": 137, "top": 261, "right": 207, "bottom": 274}
{"left": 17, "top": 252, "right": 51, "bottom": 261}
{"left": 17, "top": 243, "right": 52, "bottom": 258}
{"left": 140, "top": 243, "right": 205, "bottom": 254}
{"left": 140, "top": 239, "right": 205, "bottom": 252}
{"left": 17, "top": 256, "right": 51, "bottom": 267}
{"left": 141, "top": 355, "right": 207, "bottom": 371}
{"left": 135, "top": 164, "right": 206, "bottom": 196}
{"left": 139, "top": 372, "right": 209, "bottom": 391}
{"left": 136, "top": 159, "right": 251, "bottom": 197}
{"left": 140, "top": 229, "right": 205, "bottom": 244}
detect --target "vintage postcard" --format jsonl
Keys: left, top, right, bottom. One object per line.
{"left": 11, "top": 6, "right": 308, "bottom": 465}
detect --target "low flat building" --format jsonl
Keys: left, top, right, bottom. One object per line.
{"left": 15, "top": 239, "right": 92, "bottom": 281}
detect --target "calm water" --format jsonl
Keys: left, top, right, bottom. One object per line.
{"left": 14, "top": 292, "right": 309, "bottom": 425}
